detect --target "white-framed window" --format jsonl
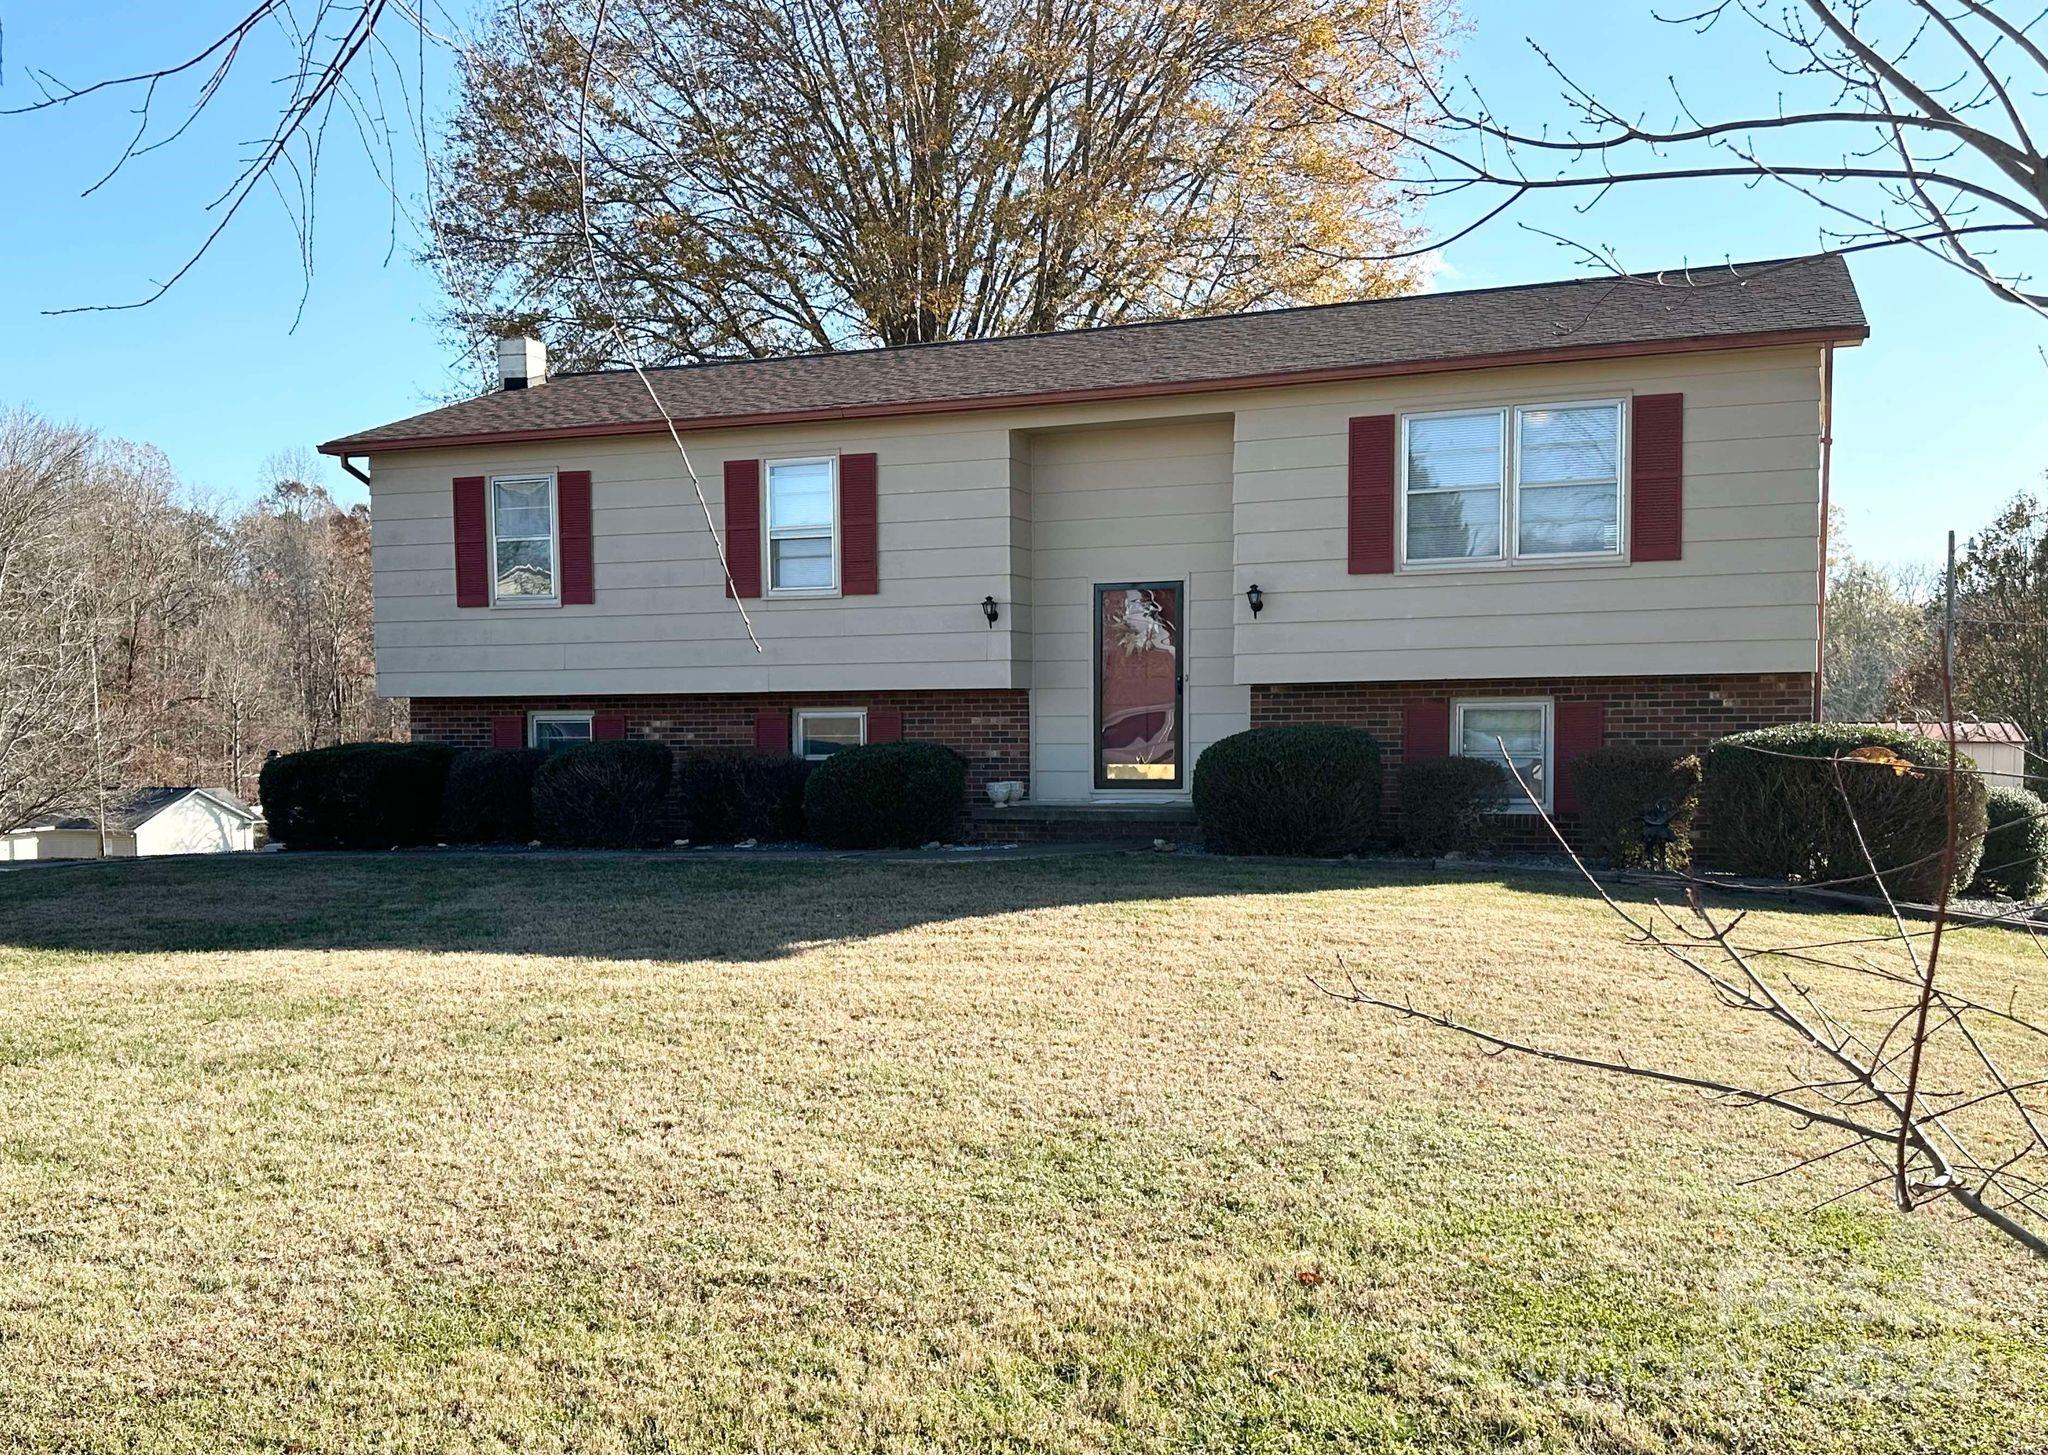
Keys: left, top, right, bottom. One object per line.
{"left": 490, "top": 473, "right": 558, "bottom": 603}
{"left": 1453, "top": 698, "right": 1553, "bottom": 813}
{"left": 1401, "top": 400, "right": 1624, "bottom": 567}
{"left": 793, "top": 708, "right": 865, "bottom": 761}
{"left": 529, "top": 711, "right": 593, "bottom": 751}
{"left": 766, "top": 456, "right": 837, "bottom": 595}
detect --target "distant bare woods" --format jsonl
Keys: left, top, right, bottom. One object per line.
{"left": 0, "top": 408, "right": 399, "bottom": 832}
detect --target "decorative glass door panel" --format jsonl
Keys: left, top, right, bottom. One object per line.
{"left": 1095, "top": 583, "right": 1183, "bottom": 789}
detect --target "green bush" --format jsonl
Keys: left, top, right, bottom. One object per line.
{"left": 1191, "top": 725, "right": 1382, "bottom": 856}
{"left": 1703, "top": 723, "right": 1987, "bottom": 901}
{"left": 676, "top": 749, "right": 813, "bottom": 843}
{"left": 1398, "top": 756, "right": 1509, "bottom": 856}
{"left": 1971, "top": 785, "right": 2048, "bottom": 900}
{"left": 802, "top": 742, "right": 965, "bottom": 849}
{"left": 1575, "top": 747, "right": 1704, "bottom": 869}
{"left": 438, "top": 747, "right": 547, "bottom": 844}
{"left": 258, "top": 742, "right": 456, "bottom": 850}
{"left": 531, "top": 740, "right": 675, "bottom": 848}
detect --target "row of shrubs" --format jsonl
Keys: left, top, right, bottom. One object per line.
{"left": 1189, "top": 721, "right": 2045, "bottom": 902}
{"left": 259, "top": 739, "right": 967, "bottom": 851}
{"left": 262, "top": 721, "right": 2046, "bottom": 902}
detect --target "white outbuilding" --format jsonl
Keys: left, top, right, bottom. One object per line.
{"left": 0, "top": 788, "right": 262, "bottom": 862}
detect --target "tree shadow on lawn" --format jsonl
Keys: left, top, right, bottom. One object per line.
{"left": 0, "top": 850, "right": 1883, "bottom": 965}
{"left": 0, "top": 850, "right": 1432, "bottom": 963}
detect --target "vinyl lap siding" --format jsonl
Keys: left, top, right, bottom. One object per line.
{"left": 364, "top": 343, "right": 1829, "bottom": 702}
{"left": 1231, "top": 345, "right": 1826, "bottom": 683}
{"left": 367, "top": 420, "right": 1026, "bottom": 697}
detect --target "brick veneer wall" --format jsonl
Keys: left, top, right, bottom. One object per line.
{"left": 1252, "top": 671, "right": 1815, "bottom": 849}
{"left": 409, "top": 689, "right": 1030, "bottom": 796}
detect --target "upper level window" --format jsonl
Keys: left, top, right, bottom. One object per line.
{"left": 1402, "top": 401, "right": 1622, "bottom": 567}
{"left": 529, "top": 711, "right": 592, "bottom": 751}
{"left": 794, "top": 708, "right": 865, "bottom": 760}
{"left": 1454, "top": 698, "right": 1552, "bottom": 812}
{"left": 766, "top": 457, "right": 836, "bottom": 593}
{"left": 1515, "top": 403, "right": 1621, "bottom": 557}
{"left": 491, "top": 474, "right": 557, "bottom": 602}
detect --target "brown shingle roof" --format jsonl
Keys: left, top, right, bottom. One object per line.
{"left": 321, "top": 254, "right": 1866, "bottom": 455}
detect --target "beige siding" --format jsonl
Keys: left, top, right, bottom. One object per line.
{"left": 1231, "top": 345, "right": 1826, "bottom": 683}
{"left": 362, "top": 342, "right": 1829, "bottom": 702}
{"left": 367, "top": 417, "right": 1029, "bottom": 698}
{"left": 1023, "top": 418, "right": 1246, "bottom": 803}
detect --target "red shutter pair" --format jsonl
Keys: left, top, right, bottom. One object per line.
{"left": 1402, "top": 699, "right": 1606, "bottom": 814}
{"left": 454, "top": 471, "right": 596, "bottom": 606}
{"left": 752, "top": 706, "right": 901, "bottom": 753}
{"left": 724, "top": 454, "right": 879, "bottom": 599}
{"left": 1347, "top": 395, "right": 1684, "bottom": 571}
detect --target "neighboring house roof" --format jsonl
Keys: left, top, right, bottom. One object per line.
{"left": 321, "top": 254, "right": 1867, "bottom": 456}
{"left": 1883, "top": 720, "right": 2030, "bottom": 747}
{"left": 22, "top": 787, "right": 260, "bottom": 836}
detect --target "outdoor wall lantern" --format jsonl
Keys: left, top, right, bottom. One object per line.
{"left": 1245, "top": 583, "right": 1265, "bottom": 617}
{"left": 982, "top": 595, "right": 1000, "bottom": 628}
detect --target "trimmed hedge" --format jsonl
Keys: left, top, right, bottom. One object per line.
{"left": 1703, "top": 723, "right": 1987, "bottom": 901}
{"left": 802, "top": 741, "right": 965, "bottom": 849}
{"left": 676, "top": 749, "right": 813, "bottom": 843}
{"left": 438, "top": 747, "right": 548, "bottom": 844}
{"left": 1398, "top": 756, "right": 1510, "bottom": 856}
{"left": 1192, "top": 725, "right": 1383, "bottom": 856}
{"left": 532, "top": 740, "right": 674, "bottom": 848}
{"left": 1971, "top": 785, "right": 2048, "bottom": 901}
{"left": 258, "top": 742, "right": 456, "bottom": 850}
{"left": 1575, "top": 747, "right": 1704, "bottom": 869}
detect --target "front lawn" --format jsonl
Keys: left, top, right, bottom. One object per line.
{"left": 0, "top": 853, "right": 2042, "bottom": 1452}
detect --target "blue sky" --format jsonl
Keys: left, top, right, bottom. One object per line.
{"left": 1, "top": 1, "right": 2042, "bottom": 567}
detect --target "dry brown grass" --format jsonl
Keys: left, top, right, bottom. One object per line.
{"left": 0, "top": 851, "right": 2042, "bottom": 1452}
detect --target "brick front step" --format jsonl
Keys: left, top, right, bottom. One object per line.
{"left": 966, "top": 802, "right": 1199, "bottom": 845}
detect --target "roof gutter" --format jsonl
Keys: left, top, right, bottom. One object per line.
{"left": 318, "top": 323, "right": 1868, "bottom": 458}
{"left": 336, "top": 454, "right": 371, "bottom": 486}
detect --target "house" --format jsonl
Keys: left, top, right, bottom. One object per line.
{"left": 1884, "top": 720, "right": 2032, "bottom": 789}
{"left": 0, "top": 788, "right": 262, "bottom": 861}
{"left": 320, "top": 256, "right": 1865, "bottom": 838}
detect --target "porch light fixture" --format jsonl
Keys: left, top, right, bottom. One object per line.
{"left": 1245, "top": 583, "right": 1264, "bottom": 617}
{"left": 981, "top": 595, "right": 1000, "bottom": 628}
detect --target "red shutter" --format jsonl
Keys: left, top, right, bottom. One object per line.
{"left": 1554, "top": 701, "right": 1606, "bottom": 815}
{"left": 1347, "top": 415, "right": 1397, "bottom": 574}
{"left": 558, "top": 470, "right": 594, "bottom": 605}
{"left": 868, "top": 707, "right": 902, "bottom": 744}
{"left": 724, "top": 459, "right": 762, "bottom": 598}
{"left": 491, "top": 715, "right": 524, "bottom": 749}
{"left": 1631, "top": 394, "right": 1684, "bottom": 562}
{"left": 453, "top": 476, "right": 489, "bottom": 607}
{"left": 1403, "top": 699, "right": 1449, "bottom": 760}
{"left": 754, "top": 710, "right": 791, "bottom": 754}
{"left": 841, "top": 453, "right": 878, "bottom": 595}
{"left": 592, "top": 711, "right": 626, "bottom": 741}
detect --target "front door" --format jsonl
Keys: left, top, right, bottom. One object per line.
{"left": 1094, "top": 581, "right": 1183, "bottom": 790}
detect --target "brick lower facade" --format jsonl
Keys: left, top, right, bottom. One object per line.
{"left": 1252, "top": 670, "right": 1815, "bottom": 849}
{"left": 409, "top": 688, "right": 1030, "bottom": 798}
{"left": 411, "top": 672, "right": 1811, "bottom": 847}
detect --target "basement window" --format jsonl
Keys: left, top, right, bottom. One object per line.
{"left": 794, "top": 709, "right": 865, "bottom": 761}
{"left": 529, "top": 711, "right": 593, "bottom": 751}
{"left": 1453, "top": 699, "right": 1552, "bottom": 812}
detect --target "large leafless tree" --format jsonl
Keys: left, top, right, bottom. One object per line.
{"left": 1342, "top": 0, "right": 2048, "bottom": 313}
